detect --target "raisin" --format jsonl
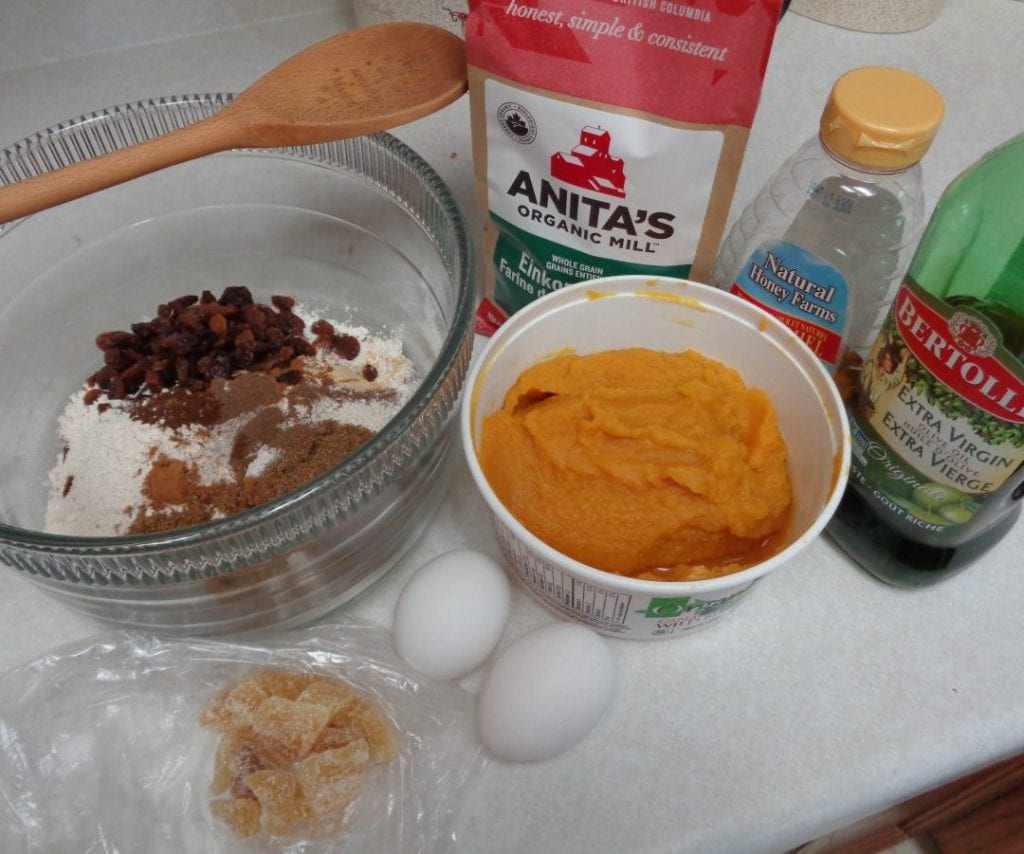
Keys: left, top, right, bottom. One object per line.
{"left": 104, "top": 350, "right": 130, "bottom": 371}
{"left": 172, "top": 295, "right": 199, "bottom": 311}
{"left": 277, "top": 370, "right": 303, "bottom": 385}
{"left": 219, "top": 286, "right": 254, "bottom": 307}
{"left": 201, "top": 301, "right": 234, "bottom": 318}
{"left": 311, "top": 319, "right": 335, "bottom": 338}
{"left": 96, "top": 331, "right": 136, "bottom": 350}
{"left": 177, "top": 308, "right": 204, "bottom": 332}
{"left": 131, "top": 321, "right": 157, "bottom": 340}
{"left": 89, "top": 365, "right": 115, "bottom": 387}
{"left": 233, "top": 348, "right": 255, "bottom": 369}
{"left": 286, "top": 336, "right": 315, "bottom": 357}
{"left": 85, "top": 289, "right": 334, "bottom": 401}
{"left": 332, "top": 334, "right": 360, "bottom": 360}
{"left": 197, "top": 352, "right": 233, "bottom": 379}
{"left": 120, "top": 364, "right": 146, "bottom": 387}
{"left": 154, "top": 333, "right": 200, "bottom": 356}
{"left": 282, "top": 312, "right": 305, "bottom": 334}
{"left": 362, "top": 364, "right": 378, "bottom": 382}
{"left": 209, "top": 313, "right": 228, "bottom": 338}
{"left": 242, "top": 304, "right": 268, "bottom": 330}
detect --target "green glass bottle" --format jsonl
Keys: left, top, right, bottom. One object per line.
{"left": 827, "top": 133, "right": 1024, "bottom": 587}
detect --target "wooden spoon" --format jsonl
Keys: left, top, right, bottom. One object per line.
{"left": 0, "top": 23, "right": 467, "bottom": 223}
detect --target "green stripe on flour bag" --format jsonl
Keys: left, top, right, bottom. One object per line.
{"left": 491, "top": 214, "right": 691, "bottom": 313}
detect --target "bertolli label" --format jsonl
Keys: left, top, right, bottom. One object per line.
{"left": 893, "top": 286, "right": 1024, "bottom": 421}
{"left": 849, "top": 281, "right": 1024, "bottom": 530}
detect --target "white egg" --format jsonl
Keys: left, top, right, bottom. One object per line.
{"left": 393, "top": 549, "right": 511, "bottom": 681}
{"left": 477, "top": 621, "right": 615, "bottom": 762}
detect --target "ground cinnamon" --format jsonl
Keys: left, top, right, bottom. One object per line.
{"left": 132, "top": 420, "right": 373, "bottom": 534}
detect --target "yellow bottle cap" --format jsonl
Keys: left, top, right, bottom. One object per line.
{"left": 820, "top": 66, "right": 944, "bottom": 171}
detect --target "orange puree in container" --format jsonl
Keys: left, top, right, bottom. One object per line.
{"left": 478, "top": 348, "right": 793, "bottom": 582}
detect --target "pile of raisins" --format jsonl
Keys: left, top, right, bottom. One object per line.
{"left": 87, "top": 287, "right": 363, "bottom": 401}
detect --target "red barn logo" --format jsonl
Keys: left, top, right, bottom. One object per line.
{"left": 551, "top": 126, "right": 626, "bottom": 198}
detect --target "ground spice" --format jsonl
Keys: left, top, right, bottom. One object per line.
{"left": 131, "top": 420, "right": 373, "bottom": 534}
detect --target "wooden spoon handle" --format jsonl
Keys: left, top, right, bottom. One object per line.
{"left": 0, "top": 115, "right": 241, "bottom": 223}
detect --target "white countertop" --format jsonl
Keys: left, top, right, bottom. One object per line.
{"left": 2, "top": 3, "right": 1024, "bottom": 852}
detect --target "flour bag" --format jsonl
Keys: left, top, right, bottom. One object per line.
{"left": 466, "top": 0, "right": 784, "bottom": 333}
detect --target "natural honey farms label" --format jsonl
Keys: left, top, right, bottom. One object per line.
{"left": 729, "top": 239, "right": 850, "bottom": 369}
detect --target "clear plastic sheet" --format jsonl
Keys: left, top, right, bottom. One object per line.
{"left": 0, "top": 621, "right": 484, "bottom": 853}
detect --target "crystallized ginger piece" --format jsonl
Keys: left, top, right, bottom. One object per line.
{"left": 296, "top": 740, "right": 369, "bottom": 818}
{"left": 226, "top": 741, "right": 274, "bottom": 800}
{"left": 209, "top": 726, "right": 277, "bottom": 799}
{"left": 297, "top": 678, "right": 359, "bottom": 718}
{"left": 211, "top": 728, "right": 255, "bottom": 795}
{"left": 251, "top": 696, "right": 331, "bottom": 765}
{"left": 245, "top": 769, "right": 309, "bottom": 835}
{"left": 199, "top": 678, "right": 269, "bottom": 732}
{"left": 254, "top": 668, "right": 319, "bottom": 700}
{"left": 350, "top": 699, "right": 398, "bottom": 764}
{"left": 209, "top": 797, "right": 262, "bottom": 839}
{"left": 311, "top": 721, "right": 365, "bottom": 753}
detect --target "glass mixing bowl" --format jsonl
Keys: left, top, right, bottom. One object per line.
{"left": 0, "top": 94, "right": 474, "bottom": 634}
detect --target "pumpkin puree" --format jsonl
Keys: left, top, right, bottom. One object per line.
{"left": 478, "top": 348, "right": 793, "bottom": 581}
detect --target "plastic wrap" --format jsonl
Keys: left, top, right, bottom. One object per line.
{"left": 0, "top": 621, "right": 484, "bottom": 853}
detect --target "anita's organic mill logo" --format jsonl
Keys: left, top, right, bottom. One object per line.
{"left": 500, "top": 119, "right": 677, "bottom": 254}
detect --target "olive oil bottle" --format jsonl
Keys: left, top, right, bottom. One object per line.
{"left": 828, "top": 133, "right": 1024, "bottom": 587}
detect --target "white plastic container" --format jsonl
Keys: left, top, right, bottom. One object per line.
{"left": 711, "top": 67, "right": 944, "bottom": 373}
{"left": 462, "top": 276, "right": 850, "bottom": 640}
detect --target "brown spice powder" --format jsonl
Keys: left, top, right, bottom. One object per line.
{"left": 131, "top": 420, "right": 373, "bottom": 534}
{"left": 104, "top": 324, "right": 401, "bottom": 535}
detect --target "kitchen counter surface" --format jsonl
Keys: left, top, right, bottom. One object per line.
{"left": 1, "top": 2, "right": 1023, "bottom": 852}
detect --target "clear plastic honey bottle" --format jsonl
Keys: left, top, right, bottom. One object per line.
{"left": 711, "top": 66, "right": 944, "bottom": 374}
